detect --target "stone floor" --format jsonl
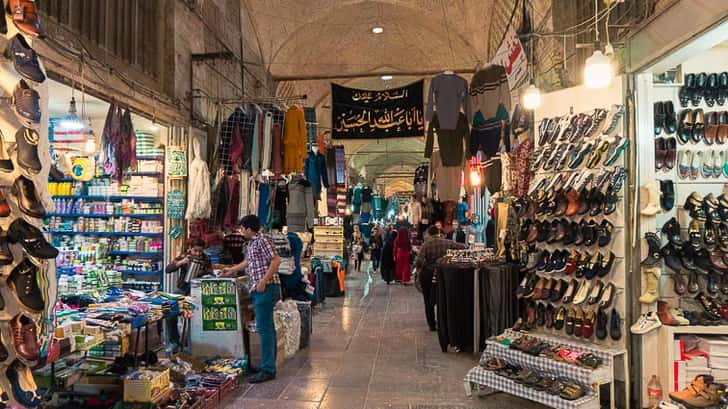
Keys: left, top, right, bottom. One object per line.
{"left": 223, "top": 262, "right": 545, "bottom": 409}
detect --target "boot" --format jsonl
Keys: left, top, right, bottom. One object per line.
{"left": 641, "top": 233, "right": 662, "bottom": 266}
{"left": 639, "top": 268, "right": 660, "bottom": 304}
{"left": 640, "top": 181, "right": 662, "bottom": 216}
{"left": 657, "top": 300, "right": 681, "bottom": 326}
{"left": 669, "top": 375, "right": 720, "bottom": 408}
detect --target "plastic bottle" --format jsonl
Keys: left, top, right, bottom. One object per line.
{"left": 647, "top": 375, "right": 663, "bottom": 407}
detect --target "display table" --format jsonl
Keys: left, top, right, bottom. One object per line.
{"left": 190, "top": 276, "right": 249, "bottom": 358}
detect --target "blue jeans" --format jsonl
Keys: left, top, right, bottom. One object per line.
{"left": 252, "top": 283, "right": 280, "bottom": 375}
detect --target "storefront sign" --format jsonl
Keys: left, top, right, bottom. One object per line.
{"left": 167, "top": 147, "right": 187, "bottom": 177}
{"left": 201, "top": 280, "right": 238, "bottom": 331}
{"left": 331, "top": 81, "right": 425, "bottom": 139}
{"left": 167, "top": 189, "right": 186, "bottom": 219}
{"left": 491, "top": 28, "right": 528, "bottom": 90}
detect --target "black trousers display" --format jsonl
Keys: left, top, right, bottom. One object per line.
{"left": 436, "top": 263, "right": 475, "bottom": 353}
{"left": 478, "top": 263, "right": 521, "bottom": 348}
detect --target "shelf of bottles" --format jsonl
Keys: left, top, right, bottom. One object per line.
{"left": 46, "top": 155, "right": 166, "bottom": 296}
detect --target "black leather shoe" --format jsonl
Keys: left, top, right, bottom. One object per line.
{"left": 610, "top": 308, "right": 622, "bottom": 341}
{"left": 660, "top": 180, "right": 675, "bottom": 211}
{"left": 642, "top": 233, "right": 662, "bottom": 266}
{"left": 598, "top": 251, "right": 616, "bottom": 277}
{"left": 596, "top": 309, "right": 608, "bottom": 340}
{"left": 11, "top": 176, "right": 44, "bottom": 218}
{"left": 565, "top": 308, "right": 575, "bottom": 335}
{"left": 14, "top": 127, "right": 41, "bottom": 176}
{"left": 654, "top": 101, "right": 665, "bottom": 135}
{"left": 693, "top": 73, "right": 707, "bottom": 106}
{"left": 718, "top": 71, "right": 728, "bottom": 106}
{"left": 662, "top": 217, "right": 684, "bottom": 246}
{"left": 596, "top": 220, "right": 614, "bottom": 247}
{"left": 664, "top": 100, "right": 677, "bottom": 134}
{"left": 7, "top": 218, "right": 58, "bottom": 259}
{"left": 678, "top": 109, "right": 693, "bottom": 144}
{"left": 706, "top": 73, "right": 718, "bottom": 107}
{"left": 9, "top": 258, "right": 43, "bottom": 312}
{"left": 246, "top": 371, "right": 275, "bottom": 384}
{"left": 0, "top": 228, "right": 12, "bottom": 266}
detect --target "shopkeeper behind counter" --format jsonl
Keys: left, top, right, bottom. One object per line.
{"left": 165, "top": 238, "right": 211, "bottom": 350}
{"left": 222, "top": 215, "right": 282, "bottom": 384}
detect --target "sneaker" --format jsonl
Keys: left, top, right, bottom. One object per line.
{"left": 9, "top": 259, "right": 44, "bottom": 312}
{"left": 11, "top": 79, "right": 40, "bottom": 128}
{"left": 7, "top": 218, "right": 58, "bottom": 259}
{"left": 630, "top": 311, "right": 662, "bottom": 335}
{"left": 8, "top": 0, "right": 45, "bottom": 38}
{"left": 14, "top": 127, "right": 42, "bottom": 176}
{"left": 669, "top": 375, "right": 720, "bottom": 408}
{"left": 4, "top": 33, "right": 45, "bottom": 83}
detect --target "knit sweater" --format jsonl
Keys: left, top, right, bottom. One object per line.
{"left": 426, "top": 73, "right": 472, "bottom": 130}
{"left": 283, "top": 107, "right": 307, "bottom": 174}
{"left": 469, "top": 65, "right": 511, "bottom": 121}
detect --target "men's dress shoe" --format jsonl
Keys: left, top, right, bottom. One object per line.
{"left": 654, "top": 137, "right": 666, "bottom": 170}
{"left": 664, "top": 137, "right": 676, "bottom": 169}
{"left": 719, "top": 111, "right": 728, "bottom": 146}
{"left": 14, "top": 127, "right": 42, "bottom": 176}
{"left": 596, "top": 309, "right": 608, "bottom": 340}
{"left": 678, "top": 109, "right": 693, "bottom": 144}
{"left": 7, "top": 218, "right": 59, "bottom": 259}
{"left": 654, "top": 101, "right": 665, "bottom": 135}
{"left": 706, "top": 72, "right": 719, "bottom": 107}
{"left": 554, "top": 307, "right": 566, "bottom": 330}
{"left": 13, "top": 315, "right": 39, "bottom": 362}
{"left": 565, "top": 308, "right": 576, "bottom": 335}
{"left": 4, "top": 33, "right": 45, "bottom": 83}
{"left": 9, "top": 0, "right": 45, "bottom": 37}
{"left": 718, "top": 72, "right": 728, "bottom": 106}
{"left": 0, "top": 228, "right": 13, "bottom": 266}
{"left": 598, "top": 252, "right": 615, "bottom": 277}
{"left": 610, "top": 308, "right": 622, "bottom": 341}
{"left": 246, "top": 371, "right": 276, "bottom": 384}
{"left": 664, "top": 100, "right": 677, "bottom": 133}
{"left": 693, "top": 108, "right": 705, "bottom": 143}
{"left": 12, "top": 176, "right": 45, "bottom": 218}
{"left": 660, "top": 180, "right": 675, "bottom": 211}
{"left": 707, "top": 111, "right": 720, "bottom": 144}
{"left": 9, "top": 259, "right": 44, "bottom": 312}
{"left": 693, "top": 73, "right": 708, "bottom": 106}
{"left": 11, "top": 79, "right": 41, "bottom": 128}
{"left": 673, "top": 274, "right": 688, "bottom": 295}
{"left": 678, "top": 149, "right": 692, "bottom": 179}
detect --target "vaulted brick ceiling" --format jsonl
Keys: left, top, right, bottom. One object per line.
{"left": 242, "top": 0, "right": 520, "bottom": 191}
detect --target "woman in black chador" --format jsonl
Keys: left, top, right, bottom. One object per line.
{"left": 379, "top": 230, "right": 397, "bottom": 284}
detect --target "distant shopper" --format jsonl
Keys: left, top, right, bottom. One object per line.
{"left": 394, "top": 227, "right": 412, "bottom": 285}
{"left": 165, "top": 238, "right": 211, "bottom": 350}
{"left": 414, "top": 226, "right": 466, "bottom": 331}
{"left": 380, "top": 230, "right": 397, "bottom": 284}
{"left": 352, "top": 239, "right": 364, "bottom": 271}
{"left": 222, "top": 215, "right": 282, "bottom": 384}
{"left": 370, "top": 227, "right": 383, "bottom": 272}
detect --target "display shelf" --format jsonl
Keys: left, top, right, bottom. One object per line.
{"left": 108, "top": 251, "right": 163, "bottom": 257}
{"left": 483, "top": 340, "right": 611, "bottom": 385}
{"left": 136, "top": 155, "right": 164, "bottom": 161}
{"left": 46, "top": 212, "right": 163, "bottom": 219}
{"left": 52, "top": 195, "right": 163, "bottom": 203}
{"left": 124, "top": 171, "right": 163, "bottom": 177}
{"left": 464, "top": 367, "right": 600, "bottom": 409}
{"left": 115, "top": 269, "right": 163, "bottom": 276}
{"left": 50, "top": 230, "right": 163, "bottom": 238}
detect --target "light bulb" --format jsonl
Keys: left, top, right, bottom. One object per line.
{"left": 469, "top": 170, "right": 481, "bottom": 186}
{"left": 522, "top": 84, "right": 542, "bottom": 110}
{"left": 584, "top": 50, "right": 613, "bottom": 89}
{"left": 371, "top": 26, "right": 384, "bottom": 34}
{"left": 84, "top": 139, "right": 97, "bottom": 154}
{"left": 381, "top": 75, "right": 393, "bottom": 81}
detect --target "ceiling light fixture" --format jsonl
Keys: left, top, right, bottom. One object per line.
{"left": 583, "top": 0, "right": 614, "bottom": 89}
{"left": 372, "top": 26, "right": 384, "bottom": 34}
{"left": 59, "top": 97, "right": 85, "bottom": 131}
{"left": 522, "top": 82, "right": 542, "bottom": 110}
{"left": 381, "top": 75, "right": 393, "bottom": 81}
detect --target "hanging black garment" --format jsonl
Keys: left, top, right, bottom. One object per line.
{"left": 436, "top": 263, "right": 475, "bottom": 352}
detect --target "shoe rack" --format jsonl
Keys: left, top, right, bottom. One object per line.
{"left": 635, "top": 45, "right": 728, "bottom": 399}
{"left": 0, "top": 17, "right": 57, "bottom": 409}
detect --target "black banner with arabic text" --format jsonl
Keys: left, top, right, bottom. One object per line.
{"left": 331, "top": 80, "right": 425, "bottom": 139}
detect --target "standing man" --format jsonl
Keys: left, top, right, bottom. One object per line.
{"left": 223, "top": 215, "right": 282, "bottom": 384}
{"left": 413, "top": 226, "right": 466, "bottom": 331}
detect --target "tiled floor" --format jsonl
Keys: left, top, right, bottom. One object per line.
{"left": 224, "top": 263, "right": 545, "bottom": 409}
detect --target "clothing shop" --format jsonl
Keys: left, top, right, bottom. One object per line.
{"left": 629, "top": 6, "right": 728, "bottom": 407}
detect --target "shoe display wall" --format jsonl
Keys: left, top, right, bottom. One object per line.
{"left": 0, "top": 12, "right": 56, "bottom": 409}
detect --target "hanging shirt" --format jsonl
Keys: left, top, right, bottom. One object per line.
{"left": 425, "top": 73, "right": 472, "bottom": 130}
{"left": 283, "top": 106, "right": 307, "bottom": 174}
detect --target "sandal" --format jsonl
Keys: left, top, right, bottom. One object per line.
{"left": 560, "top": 383, "right": 587, "bottom": 400}
{"left": 484, "top": 357, "right": 506, "bottom": 371}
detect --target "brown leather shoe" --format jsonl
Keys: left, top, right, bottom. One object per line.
{"left": 658, "top": 300, "right": 681, "bottom": 326}
{"left": 12, "top": 315, "right": 39, "bottom": 362}
{"left": 655, "top": 137, "right": 666, "bottom": 170}
{"left": 710, "top": 251, "right": 728, "bottom": 272}
{"left": 565, "top": 188, "right": 580, "bottom": 216}
{"left": 670, "top": 375, "right": 720, "bottom": 408}
{"left": 665, "top": 137, "right": 677, "bottom": 169}
{"left": 8, "top": 0, "right": 44, "bottom": 37}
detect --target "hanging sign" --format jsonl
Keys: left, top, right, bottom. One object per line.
{"left": 491, "top": 27, "right": 528, "bottom": 90}
{"left": 201, "top": 280, "right": 238, "bottom": 331}
{"left": 167, "top": 147, "right": 187, "bottom": 177}
{"left": 331, "top": 80, "right": 425, "bottom": 139}
{"left": 167, "top": 189, "right": 186, "bottom": 219}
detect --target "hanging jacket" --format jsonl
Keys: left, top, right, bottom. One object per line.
{"left": 186, "top": 139, "right": 212, "bottom": 220}
{"left": 304, "top": 151, "right": 329, "bottom": 200}
{"left": 286, "top": 176, "right": 314, "bottom": 232}
{"left": 283, "top": 106, "right": 306, "bottom": 174}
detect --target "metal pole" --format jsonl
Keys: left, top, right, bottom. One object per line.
{"left": 272, "top": 68, "right": 477, "bottom": 82}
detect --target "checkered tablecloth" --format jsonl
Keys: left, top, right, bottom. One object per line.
{"left": 464, "top": 367, "right": 600, "bottom": 409}
{"left": 482, "top": 340, "right": 611, "bottom": 384}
